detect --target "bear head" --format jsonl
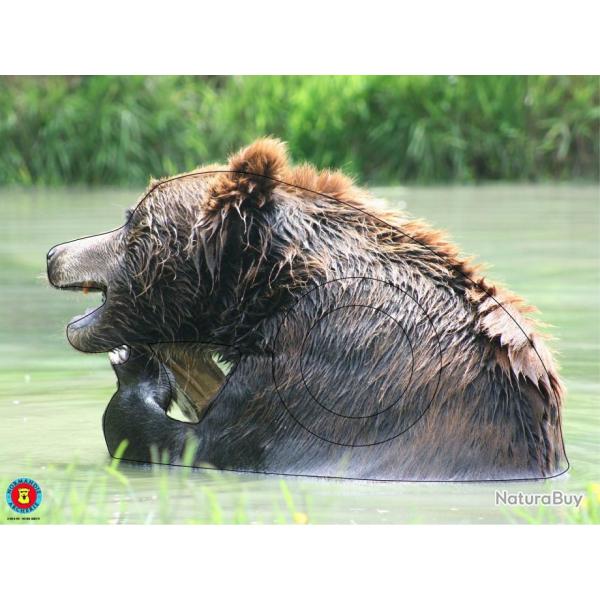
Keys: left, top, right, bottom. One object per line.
{"left": 46, "top": 138, "right": 362, "bottom": 355}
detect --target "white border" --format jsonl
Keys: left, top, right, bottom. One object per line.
{"left": 1, "top": 526, "right": 597, "bottom": 598}
{"left": 1, "top": 0, "right": 598, "bottom": 74}
{"left": 1, "top": 2, "right": 597, "bottom": 595}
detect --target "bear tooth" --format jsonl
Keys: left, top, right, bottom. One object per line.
{"left": 117, "top": 346, "right": 130, "bottom": 362}
{"left": 108, "top": 349, "right": 121, "bottom": 365}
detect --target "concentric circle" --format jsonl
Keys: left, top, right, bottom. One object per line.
{"left": 299, "top": 304, "right": 414, "bottom": 419}
{"left": 272, "top": 277, "right": 443, "bottom": 447}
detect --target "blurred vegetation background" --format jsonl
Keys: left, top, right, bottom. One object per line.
{"left": 0, "top": 75, "right": 598, "bottom": 186}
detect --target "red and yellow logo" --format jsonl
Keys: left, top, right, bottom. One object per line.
{"left": 6, "top": 478, "right": 42, "bottom": 514}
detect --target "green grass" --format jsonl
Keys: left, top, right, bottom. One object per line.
{"left": 506, "top": 483, "right": 600, "bottom": 525}
{"left": 1, "top": 444, "right": 313, "bottom": 525}
{"left": 1, "top": 75, "right": 598, "bottom": 186}
{"left": 3, "top": 453, "right": 598, "bottom": 524}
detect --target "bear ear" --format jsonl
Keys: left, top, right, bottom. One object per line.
{"left": 208, "top": 138, "right": 289, "bottom": 209}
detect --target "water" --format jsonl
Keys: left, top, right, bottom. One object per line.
{"left": 1, "top": 185, "right": 598, "bottom": 523}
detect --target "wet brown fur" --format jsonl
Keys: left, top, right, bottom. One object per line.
{"left": 179, "top": 138, "right": 564, "bottom": 406}
{"left": 94, "top": 138, "right": 566, "bottom": 480}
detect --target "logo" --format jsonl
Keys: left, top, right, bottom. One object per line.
{"left": 6, "top": 478, "right": 42, "bottom": 514}
{"left": 495, "top": 489, "right": 583, "bottom": 508}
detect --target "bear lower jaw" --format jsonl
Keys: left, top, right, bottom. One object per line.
{"left": 66, "top": 301, "right": 117, "bottom": 353}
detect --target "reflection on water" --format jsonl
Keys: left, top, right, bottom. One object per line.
{"left": 0, "top": 185, "right": 598, "bottom": 523}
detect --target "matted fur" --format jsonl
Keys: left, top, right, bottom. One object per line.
{"left": 50, "top": 138, "right": 566, "bottom": 480}
{"left": 184, "top": 138, "right": 563, "bottom": 405}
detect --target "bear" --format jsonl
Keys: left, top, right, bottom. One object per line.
{"left": 47, "top": 138, "right": 567, "bottom": 481}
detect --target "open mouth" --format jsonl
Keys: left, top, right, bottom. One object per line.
{"left": 59, "top": 280, "right": 110, "bottom": 351}
{"left": 54, "top": 272, "right": 228, "bottom": 422}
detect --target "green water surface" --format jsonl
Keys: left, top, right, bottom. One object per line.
{"left": 1, "top": 185, "right": 598, "bottom": 523}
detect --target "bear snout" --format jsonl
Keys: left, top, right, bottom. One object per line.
{"left": 46, "top": 233, "right": 116, "bottom": 291}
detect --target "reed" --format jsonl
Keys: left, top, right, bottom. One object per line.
{"left": 1, "top": 75, "right": 597, "bottom": 186}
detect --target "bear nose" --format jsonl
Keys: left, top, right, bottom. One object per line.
{"left": 46, "top": 245, "right": 64, "bottom": 283}
{"left": 47, "top": 244, "right": 67, "bottom": 265}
